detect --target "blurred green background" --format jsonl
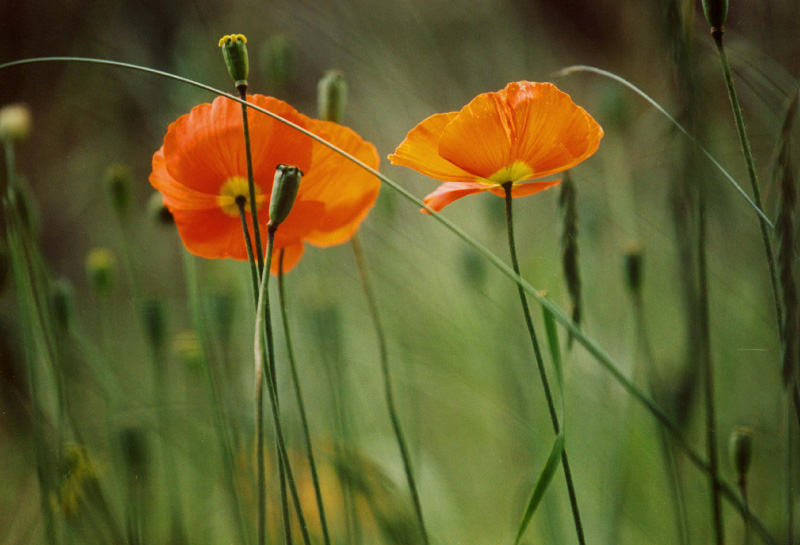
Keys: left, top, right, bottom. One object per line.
{"left": 1, "top": 0, "right": 798, "bottom": 544}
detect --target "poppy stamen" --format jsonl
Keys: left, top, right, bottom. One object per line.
{"left": 218, "top": 175, "right": 264, "bottom": 217}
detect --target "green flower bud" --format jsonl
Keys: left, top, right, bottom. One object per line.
{"left": 147, "top": 192, "right": 174, "bottom": 226}
{"left": 219, "top": 34, "right": 249, "bottom": 88}
{"left": 119, "top": 426, "right": 148, "bottom": 473}
{"left": 269, "top": 164, "right": 303, "bottom": 227}
{"left": 701, "top": 0, "right": 728, "bottom": 30}
{"left": 85, "top": 248, "right": 116, "bottom": 297}
{"left": 729, "top": 427, "right": 753, "bottom": 479}
{"left": 624, "top": 244, "right": 643, "bottom": 294}
{"left": 104, "top": 164, "right": 133, "bottom": 219}
{"left": 143, "top": 298, "right": 167, "bottom": 353}
{"left": 263, "top": 35, "right": 292, "bottom": 95}
{"left": 50, "top": 279, "right": 75, "bottom": 335}
{"left": 0, "top": 103, "right": 32, "bottom": 143}
{"left": 318, "top": 70, "right": 347, "bottom": 124}
{"left": 173, "top": 330, "right": 204, "bottom": 371}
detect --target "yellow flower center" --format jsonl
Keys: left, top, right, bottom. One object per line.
{"left": 218, "top": 176, "right": 265, "bottom": 217}
{"left": 487, "top": 160, "right": 534, "bottom": 185}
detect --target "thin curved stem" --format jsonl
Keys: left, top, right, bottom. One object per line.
{"left": 278, "top": 249, "right": 333, "bottom": 545}
{"left": 554, "top": 64, "right": 773, "bottom": 229}
{"left": 711, "top": 29, "right": 782, "bottom": 340}
{"left": 351, "top": 235, "right": 429, "bottom": 545}
{"left": 0, "top": 57, "right": 780, "bottom": 545}
{"left": 237, "top": 199, "right": 260, "bottom": 307}
{"left": 503, "top": 183, "right": 585, "bottom": 545}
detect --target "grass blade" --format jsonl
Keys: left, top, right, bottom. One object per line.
{"left": 513, "top": 433, "right": 565, "bottom": 545}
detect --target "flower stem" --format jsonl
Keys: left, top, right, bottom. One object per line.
{"left": 698, "top": 188, "right": 725, "bottom": 545}
{"left": 238, "top": 85, "right": 265, "bottom": 276}
{"left": 237, "top": 198, "right": 260, "bottom": 307}
{"left": 258, "top": 225, "right": 313, "bottom": 545}
{"left": 238, "top": 197, "right": 269, "bottom": 545}
{"left": 351, "top": 235, "right": 430, "bottom": 545}
{"left": 278, "top": 249, "right": 333, "bottom": 545}
{"left": 711, "top": 29, "right": 782, "bottom": 338}
{"left": 502, "top": 182, "right": 585, "bottom": 545}
{"left": 3, "top": 140, "right": 14, "bottom": 191}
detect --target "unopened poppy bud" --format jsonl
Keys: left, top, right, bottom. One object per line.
{"left": 624, "top": 244, "right": 643, "bottom": 294}
{"left": 104, "top": 164, "right": 133, "bottom": 219}
{"left": 702, "top": 0, "right": 728, "bottom": 30}
{"left": 173, "top": 330, "right": 204, "bottom": 370}
{"left": 147, "top": 192, "right": 174, "bottom": 226}
{"left": 86, "top": 248, "right": 116, "bottom": 297}
{"left": 143, "top": 298, "right": 167, "bottom": 353}
{"left": 0, "top": 103, "right": 32, "bottom": 143}
{"left": 318, "top": 70, "right": 347, "bottom": 124}
{"left": 219, "top": 34, "right": 249, "bottom": 88}
{"left": 263, "top": 35, "right": 292, "bottom": 94}
{"left": 119, "top": 426, "right": 148, "bottom": 472}
{"left": 269, "top": 164, "right": 303, "bottom": 227}
{"left": 50, "top": 279, "right": 75, "bottom": 335}
{"left": 729, "top": 427, "right": 753, "bottom": 479}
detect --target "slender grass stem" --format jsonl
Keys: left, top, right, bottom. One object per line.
{"left": 711, "top": 30, "right": 782, "bottom": 338}
{"left": 278, "top": 250, "right": 333, "bottom": 545}
{"left": 3, "top": 141, "right": 14, "bottom": 190}
{"left": 502, "top": 182, "right": 585, "bottom": 545}
{"left": 698, "top": 189, "right": 725, "bottom": 545}
{"left": 351, "top": 235, "right": 429, "bottom": 545}
{"left": 5, "top": 203, "right": 59, "bottom": 545}
{"left": 0, "top": 57, "right": 781, "bottom": 545}
{"left": 257, "top": 225, "right": 312, "bottom": 545}
{"left": 237, "top": 86, "right": 265, "bottom": 276}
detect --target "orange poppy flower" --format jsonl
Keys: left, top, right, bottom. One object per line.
{"left": 150, "top": 95, "right": 380, "bottom": 273}
{"left": 388, "top": 81, "right": 603, "bottom": 212}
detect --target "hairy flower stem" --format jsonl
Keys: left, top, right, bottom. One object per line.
{"left": 351, "top": 235, "right": 430, "bottom": 545}
{"left": 698, "top": 189, "right": 725, "bottom": 545}
{"left": 238, "top": 85, "right": 265, "bottom": 276}
{"left": 237, "top": 198, "right": 260, "bottom": 307}
{"left": 278, "top": 249, "right": 333, "bottom": 545}
{"left": 711, "top": 29, "right": 782, "bottom": 339}
{"left": 239, "top": 198, "right": 273, "bottom": 545}
{"left": 258, "top": 225, "right": 313, "bottom": 545}
{"left": 503, "top": 183, "right": 585, "bottom": 545}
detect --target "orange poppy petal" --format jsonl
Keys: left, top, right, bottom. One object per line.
{"left": 270, "top": 243, "right": 305, "bottom": 275}
{"left": 388, "top": 112, "right": 478, "bottom": 183}
{"left": 422, "top": 182, "right": 490, "bottom": 213}
{"left": 298, "top": 118, "right": 381, "bottom": 247}
{"left": 486, "top": 179, "right": 562, "bottom": 198}
{"left": 246, "top": 96, "right": 313, "bottom": 195}
{"left": 162, "top": 95, "right": 312, "bottom": 198}
{"left": 272, "top": 199, "right": 326, "bottom": 244}
{"left": 171, "top": 207, "right": 251, "bottom": 261}
{"left": 438, "top": 92, "right": 514, "bottom": 179}
{"left": 306, "top": 189, "right": 378, "bottom": 247}
{"left": 150, "top": 147, "right": 222, "bottom": 210}
{"left": 505, "top": 82, "right": 603, "bottom": 178}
